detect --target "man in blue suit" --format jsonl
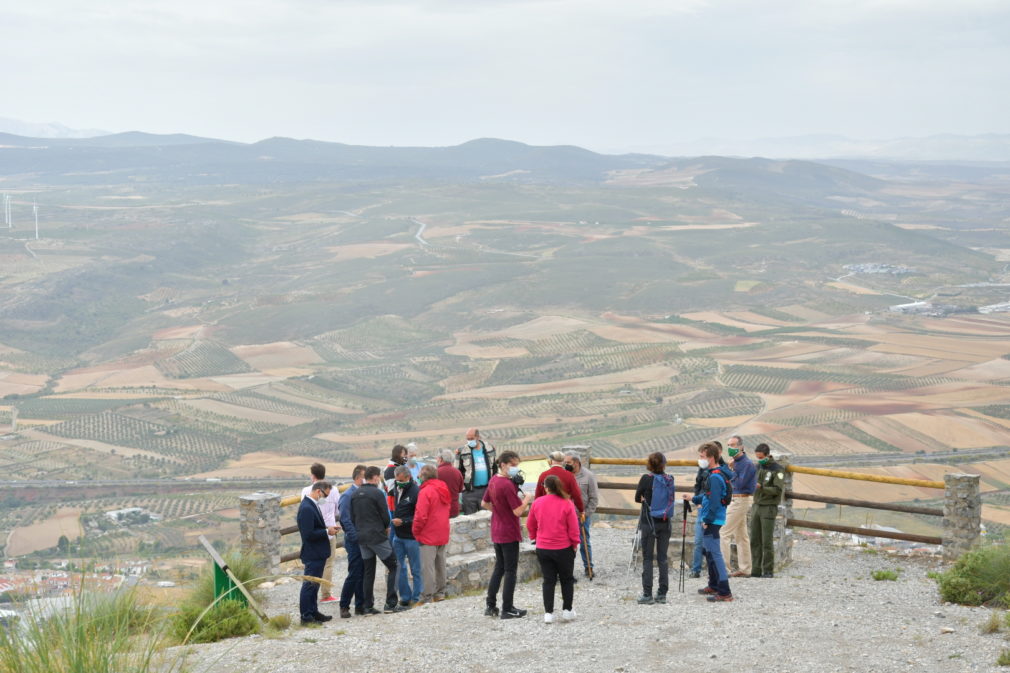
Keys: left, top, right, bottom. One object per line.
{"left": 298, "top": 480, "right": 338, "bottom": 625}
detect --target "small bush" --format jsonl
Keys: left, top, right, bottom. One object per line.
{"left": 171, "top": 599, "right": 260, "bottom": 644}
{"left": 935, "top": 543, "right": 1010, "bottom": 607}
{"left": 998, "top": 649, "right": 1010, "bottom": 667}
{"left": 871, "top": 570, "right": 898, "bottom": 581}
{"left": 169, "top": 551, "right": 266, "bottom": 644}
{"left": 982, "top": 611, "right": 1003, "bottom": 634}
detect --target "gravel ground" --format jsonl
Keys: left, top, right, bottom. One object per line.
{"left": 171, "top": 526, "right": 1009, "bottom": 673}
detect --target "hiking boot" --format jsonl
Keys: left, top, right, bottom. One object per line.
{"left": 637, "top": 595, "right": 655, "bottom": 605}
{"left": 340, "top": 608, "right": 352, "bottom": 619}
{"left": 750, "top": 573, "right": 763, "bottom": 578}
{"left": 484, "top": 606, "right": 500, "bottom": 617}
{"left": 500, "top": 607, "right": 527, "bottom": 619}
{"left": 300, "top": 618, "right": 321, "bottom": 627}
{"left": 689, "top": 571, "right": 701, "bottom": 579}
{"left": 391, "top": 603, "right": 410, "bottom": 613}
{"left": 763, "top": 573, "right": 774, "bottom": 578}
{"left": 312, "top": 612, "right": 332, "bottom": 622}
{"left": 544, "top": 612, "right": 555, "bottom": 624}
{"left": 731, "top": 571, "right": 749, "bottom": 578}
{"left": 561, "top": 609, "right": 576, "bottom": 622}
{"left": 707, "top": 594, "right": 734, "bottom": 602}
{"left": 433, "top": 595, "right": 445, "bottom": 602}
{"left": 354, "top": 606, "right": 367, "bottom": 615}
{"left": 655, "top": 595, "right": 667, "bottom": 604}
{"left": 361, "top": 607, "right": 381, "bottom": 616}
{"left": 698, "top": 587, "right": 717, "bottom": 595}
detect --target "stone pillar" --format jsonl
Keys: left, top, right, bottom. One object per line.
{"left": 239, "top": 492, "right": 281, "bottom": 574}
{"left": 772, "top": 451, "right": 793, "bottom": 570}
{"left": 942, "top": 473, "right": 981, "bottom": 562}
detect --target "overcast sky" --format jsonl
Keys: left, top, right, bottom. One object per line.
{"left": 3, "top": 0, "right": 1008, "bottom": 151}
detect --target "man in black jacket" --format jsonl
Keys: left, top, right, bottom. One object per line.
{"left": 351, "top": 466, "right": 404, "bottom": 614}
{"left": 298, "top": 481, "right": 338, "bottom": 625}
{"left": 391, "top": 465, "right": 423, "bottom": 607}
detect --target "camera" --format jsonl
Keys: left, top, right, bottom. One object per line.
{"left": 509, "top": 469, "right": 525, "bottom": 489}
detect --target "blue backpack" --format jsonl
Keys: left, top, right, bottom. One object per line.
{"left": 649, "top": 473, "right": 676, "bottom": 519}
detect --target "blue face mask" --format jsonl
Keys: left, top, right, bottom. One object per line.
{"left": 467, "top": 439, "right": 478, "bottom": 449}
{"left": 508, "top": 466, "right": 520, "bottom": 477}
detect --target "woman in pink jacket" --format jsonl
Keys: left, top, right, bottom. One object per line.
{"left": 526, "top": 474, "right": 580, "bottom": 624}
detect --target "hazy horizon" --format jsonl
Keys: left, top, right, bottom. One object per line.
{"left": 2, "top": 0, "right": 1008, "bottom": 154}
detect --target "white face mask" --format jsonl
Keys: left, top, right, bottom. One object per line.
{"left": 316, "top": 495, "right": 328, "bottom": 505}
{"left": 697, "top": 458, "right": 710, "bottom": 469}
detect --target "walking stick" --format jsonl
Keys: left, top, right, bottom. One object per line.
{"left": 679, "top": 499, "right": 692, "bottom": 593}
{"left": 580, "top": 519, "right": 594, "bottom": 581}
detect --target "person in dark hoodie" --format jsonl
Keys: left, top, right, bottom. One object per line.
{"left": 391, "top": 465, "right": 423, "bottom": 607}
{"left": 413, "top": 463, "right": 451, "bottom": 604}
{"left": 685, "top": 442, "right": 733, "bottom": 602}
{"left": 351, "top": 466, "right": 404, "bottom": 614}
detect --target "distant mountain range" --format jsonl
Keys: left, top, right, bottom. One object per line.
{"left": 0, "top": 117, "right": 109, "bottom": 139}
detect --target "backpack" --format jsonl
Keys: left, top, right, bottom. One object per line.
{"left": 649, "top": 473, "right": 676, "bottom": 520}
{"left": 705, "top": 468, "right": 733, "bottom": 506}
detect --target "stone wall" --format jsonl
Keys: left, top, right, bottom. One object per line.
{"left": 443, "top": 510, "right": 540, "bottom": 598}
{"left": 773, "top": 451, "right": 794, "bottom": 570}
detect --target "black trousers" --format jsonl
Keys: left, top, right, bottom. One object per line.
{"left": 641, "top": 517, "right": 671, "bottom": 597}
{"left": 486, "top": 541, "right": 520, "bottom": 611}
{"left": 362, "top": 551, "right": 398, "bottom": 610}
{"left": 537, "top": 546, "right": 575, "bottom": 613}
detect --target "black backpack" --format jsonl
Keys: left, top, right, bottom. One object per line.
{"left": 705, "top": 468, "right": 733, "bottom": 506}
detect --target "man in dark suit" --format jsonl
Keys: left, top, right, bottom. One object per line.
{"left": 298, "top": 480, "right": 338, "bottom": 625}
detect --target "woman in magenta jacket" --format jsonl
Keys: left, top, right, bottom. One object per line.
{"left": 526, "top": 474, "right": 581, "bottom": 624}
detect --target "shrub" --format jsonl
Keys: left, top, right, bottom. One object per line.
{"left": 169, "top": 551, "right": 266, "bottom": 644}
{"left": 171, "top": 599, "right": 260, "bottom": 644}
{"left": 998, "top": 649, "right": 1010, "bottom": 667}
{"left": 935, "top": 543, "right": 1010, "bottom": 607}
{"left": 871, "top": 570, "right": 898, "bottom": 581}
{"left": 982, "top": 611, "right": 1003, "bottom": 634}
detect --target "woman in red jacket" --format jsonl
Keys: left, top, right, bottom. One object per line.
{"left": 412, "top": 464, "right": 452, "bottom": 604}
{"left": 526, "top": 474, "right": 581, "bottom": 624}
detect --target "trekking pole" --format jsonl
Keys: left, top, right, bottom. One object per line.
{"left": 580, "top": 519, "right": 594, "bottom": 581}
{"left": 679, "top": 499, "right": 692, "bottom": 593}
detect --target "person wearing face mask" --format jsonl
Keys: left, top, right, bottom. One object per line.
{"left": 298, "top": 480, "right": 339, "bottom": 625}
{"left": 384, "top": 444, "right": 408, "bottom": 493}
{"left": 684, "top": 442, "right": 733, "bottom": 602}
{"left": 405, "top": 442, "right": 422, "bottom": 480}
{"left": 750, "top": 443, "right": 785, "bottom": 578}
{"left": 413, "top": 464, "right": 451, "bottom": 605}
{"left": 688, "top": 442, "right": 731, "bottom": 579}
{"left": 534, "top": 452, "right": 585, "bottom": 518}
{"left": 563, "top": 452, "right": 598, "bottom": 577}
{"left": 301, "top": 463, "right": 339, "bottom": 604}
{"left": 481, "top": 450, "right": 535, "bottom": 619}
{"left": 721, "top": 436, "right": 757, "bottom": 579}
{"left": 436, "top": 449, "right": 464, "bottom": 518}
{"left": 457, "top": 428, "right": 497, "bottom": 515}
{"left": 390, "top": 465, "right": 423, "bottom": 608}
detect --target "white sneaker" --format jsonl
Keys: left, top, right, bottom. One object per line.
{"left": 561, "top": 609, "right": 576, "bottom": 622}
{"left": 544, "top": 612, "right": 555, "bottom": 624}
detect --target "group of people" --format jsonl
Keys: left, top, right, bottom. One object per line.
{"left": 634, "top": 438, "right": 784, "bottom": 604}
{"left": 295, "top": 428, "right": 781, "bottom": 626}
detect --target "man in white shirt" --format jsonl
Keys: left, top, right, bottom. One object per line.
{"left": 301, "top": 462, "right": 340, "bottom": 603}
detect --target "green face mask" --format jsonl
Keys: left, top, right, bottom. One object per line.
{"left": 727, "top": 447, "right": 739, "bottom": 458}
{"left": 758, "top": 457, "right": 769, "bottom": 465}
{"left": 395, "top": 480, "right": 410, "bottom": 488}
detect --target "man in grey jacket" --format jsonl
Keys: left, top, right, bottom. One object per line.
{"left": 565, "top": 451, "right": 599, "bottom": 576}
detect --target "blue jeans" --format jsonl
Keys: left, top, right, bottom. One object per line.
{"left": 579, "top": 514, "right": 593, "bottom": 570}
{"left": 340, "top": 538, "right": 364, "bottom": 610}
{"left": 393, "top": 537, "right": 423, "bottom": 603}
{"left": 300, "top": 558, "right": 326, "bottom": 619}
{"left": 702, "top": 524, "right": 731, "bottom": 596}
{"left": 691, "top": 517, "right": 704, "bottom": 573}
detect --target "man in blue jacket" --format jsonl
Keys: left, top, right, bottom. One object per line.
{"left": 298, "top": 481, "right": 338, "bottom": 625}
{"left": 338, "top": 465, "right": 367, "bottom": 619}
{"left": 685, "top": 442, "right": 733, "bottom": 602}
{"left": 721, "top": 436, "right": 757, "bottom": 578}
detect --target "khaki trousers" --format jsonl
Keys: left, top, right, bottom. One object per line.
{"left": 321, "top": 536, "right": 337, "bottom": 598}
{"left": 420, "top": 544, "right": 447, "bottom": 601}
{"left": 720, "top": 496, "right": 752, "bottom": 574}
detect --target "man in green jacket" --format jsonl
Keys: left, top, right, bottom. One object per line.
{"left": 749, "top": 443, "right": 784, "bottom": 578}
